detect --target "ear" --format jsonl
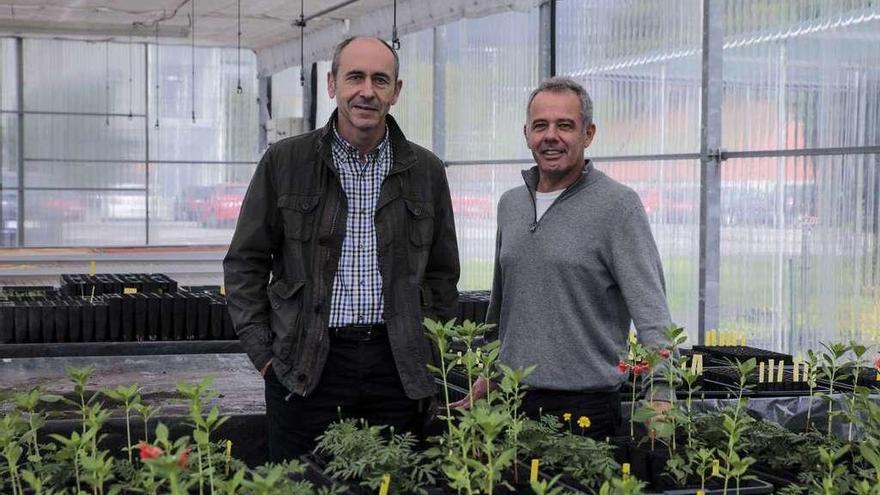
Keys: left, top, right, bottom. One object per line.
{"left": 584, "top": 123, "right": 597, "bottom": 148}
{"left": 327, "top": 71, "right": 336, "bottom": 99}
{"left": 390, "top": 79, "right": 403, "bottom": 106}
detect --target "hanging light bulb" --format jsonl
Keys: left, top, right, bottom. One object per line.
{"left": 190, "top": 0, "right": 196, "bottom": 123}
{"left": 295, "top": 0, "right": 306, "bottom": 87}
{"left": 236, "top": 0, "right": 242, "bottom": 94}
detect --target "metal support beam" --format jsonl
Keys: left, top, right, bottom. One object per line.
{"left": 144, "top": 43, "right": 151, "bottom": 245}
{"left": 698, "top": 0, "right": 723, "bottom": 344}
{"left": 539, "top": 0, "right": 556, "bottom": 79}
{"left": 257, "top": 76, "right": 270, "bottom": 151}
{"left": 16, "top": 37, "right": 24, "bottom": 247}
{"left": 432, "top": 26, "right": 447, "bottom": 161}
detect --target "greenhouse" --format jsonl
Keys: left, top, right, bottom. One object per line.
{"left": 1, "top": 0, "right": 880, "bottom": 493}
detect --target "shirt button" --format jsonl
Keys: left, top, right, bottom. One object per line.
{"left": 358, "top": 243, "right": 364, "bottom": 249}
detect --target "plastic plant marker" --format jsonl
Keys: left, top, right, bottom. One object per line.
{"left": 220, "top": 285, "right": 225, "bottom": 296}
{"left": 793, "top": 361, "right": 800, "bottom": 382}
{"left": 89, "top": 261, "right": 96, "bottom": 276}
{"left": 124, "top": 287, "right": 138, "bottom": 294}
{"left": 768, "top": 360, "right": 775, "bottom": 383}
{"left": 777, "top": 360, "right": 785, "bottom": 382}
{"left": 697, "top": 491, "right": 706, "bottom": 495}
{"left": 530, "top": 459, "right": 540, "bottom": 483}
{"left": 622, "top": 463, "right": 630, "bottom": 479}
{"left": 706, "top": 330, "right": 716, "bottom": 346}
{"left": 696, "top": 354, "right": 704, "bottom": 375}
{"left": 379, "top": 474, "right": 391, "bottom": 495}
{"left": 876, "top": 371, "right": 880, "bottom": 382}
{"left": 759, "top": 362, "right": 765, "bottom": 383}
{"left": 712, "top": 460, "right": 720, "bottom": 477}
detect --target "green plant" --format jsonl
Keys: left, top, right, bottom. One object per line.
{"left": 316, "top": 419, "right": 437, "bottom": 494}
{"left": 12, "top": 387, "right": 62, "bottom": 466}
{"left": 846, "top": 342, "right": 870, "bottom": 442}
{"left": 0, "top": 412, "right": 27, "bottom": 495}
{"left": 240, "top": 459, "right": 340, "bottom": 495}
{"left": 65, "top": 365, "right": 98, "bottom": 433}
{"left": 813, "top": 444, "right": 851, "bottom": 495}
{"left": 719, "top": 358, "right": 757, "bottom": 493}
{"left": 132, "top": 402, "right": 161, "bottom": 444}
{"left": 598, "top": 474, "right": 646, "bottom": 495}
{"left": 805, "top": 349, "right": 819, "bottom": 432}
{"left": 103, "top": 383, "right": 142, "bottom": 463}
{"left": 818, "top": 342, "right": 850, "bottom": 438}
{"left": 178, "top": 375, "right": 229, "bottom": 495}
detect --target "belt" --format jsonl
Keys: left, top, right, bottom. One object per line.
{"left": 328, "top": 323, "right": 387, "bottom": 342}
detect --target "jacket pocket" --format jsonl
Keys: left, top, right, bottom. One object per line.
{"left": 405, "top": 199, "right": 434, "bottom": 247}
{"left": 267, "top": 279, "right": 306, "bottom": 360}
{"left": 278, "top": 194, "right": 320, "bottom": 240}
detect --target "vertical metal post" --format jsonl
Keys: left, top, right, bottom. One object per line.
{"left": 698, "top": 0, "right": 723, "bottom": 344}
{"left": 432, "top": 27, "right": 446, "bottom": 161}
{"left": 539, "top": 0, "right": 556, "bottom": 79}
{"left": 258, "top": 76, "right": 270, "bottom": 150}
{"left": 15, "top": 37, "right": 24, "bottom": 247}
{"left": 144, "top": 43, "right": 151, "bottom": 245}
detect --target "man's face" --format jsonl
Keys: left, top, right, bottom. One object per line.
{"left": 525, "top": 90, "right": 596, "bottom": 181}
{"left": 328, "top": 38, "right": 402, "bottom": 136}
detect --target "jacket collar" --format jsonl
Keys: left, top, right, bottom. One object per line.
{"left": 521, "top": 159, "right": 596, "bottom": 197}
{"left": 317, "top": 110, "right": 416, "bottom": 174}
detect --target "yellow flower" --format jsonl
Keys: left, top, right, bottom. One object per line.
{"left": 562, "top": 412, "right": 572, "bottom": 422}
{"left": 578, "top": 416, "right": 591, "bottom": 429}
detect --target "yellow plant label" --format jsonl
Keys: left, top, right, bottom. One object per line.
{"left": 124, "top": 287, "right": 138, "bottom": 294}
{"left": 88, "top": 261, "right": 97, "bottom": 276}
{"left": 758, "top": 362, "right": 765, "bottom": 383}
{"left": 876, "top": 371, "right": 880, "bottom": 382}
{"left": 777, "top": 360, "right": 785, "bottom": 382}
{"left": 706, "top": 330, "right": 716, "bottom": 346}
{"left": 530, "top": 459, "right": 540, "bottom": 483}
{"left": 793, "top": 361, "right": 800, "bottom": 382}
{"left": 622, "top": 463, "right": 631, "bottom": 478}
{"left": 379, "top": 474, "right": 391, "bottom": 495}
{"left": 697, "top": 491, "right": 706, "bottom": 495}
{"left": 712, "top": 460, "right": 720, "bottom": 476}
{"left": 225, "top": 440, "right": 232, "bottom": 459}
{"left": 768, "top": 360, "right": 775, "bottom": 383}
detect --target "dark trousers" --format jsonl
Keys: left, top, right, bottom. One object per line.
{"left": 264, "top": 333, "right": 424, "bottom": 462}
{"left": 521, "top": 388, "right": 621, "bottom": 440}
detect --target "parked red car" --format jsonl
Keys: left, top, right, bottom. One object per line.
{"left": 199, "top": 183, "right": 248, "bottom": 228}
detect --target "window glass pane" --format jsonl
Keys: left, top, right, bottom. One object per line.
{"left": 556, "top": 0, "right": 703, "bottom": 156}
{"left": 23, "top": 190, "right": 144, "bottom": 246}
{"left": 1, "top": 113, "right": 17, "bottom": 188}
{"left": 1, "top": 189, "right": 17, "bottom": 247}
{"left": 149, "top": 45, "right": 258, "bottom": 162}
{"left": 723, "top": 1, "right": 880, "bottom": 151}
{"left": 24, "top": 39, "right": 146, "bottom": 115}
{"left": 721, "top": 154, "right": 879, "bottom": 354}
{"left": 148, "top": 162, "right": 256, "bottom": 245}
{"left": 443, "top": 10, "right": 540, "bottom": 161}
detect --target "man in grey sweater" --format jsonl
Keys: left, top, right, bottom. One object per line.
{"left": 451, "top": 77, "right": 673, "bottom": 439}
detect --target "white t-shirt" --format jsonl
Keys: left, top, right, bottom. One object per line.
{"left": 535, "top": 189, "right": 564, "bottom": 221}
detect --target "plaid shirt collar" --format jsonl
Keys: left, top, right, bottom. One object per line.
{"left": 331, "top": 123, "right": 391, "bottom": 165}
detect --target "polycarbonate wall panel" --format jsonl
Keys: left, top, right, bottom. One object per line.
{"left": 723, "top": 1, "right": 880, "bottom": 151}
{"left": 595, "top": 160, "right": 701, "bottom": 340}
{"left": 0, "top": 39, "right": 16, "bottom": 110}
{"left": 445, "top": 163, "right": 525, "bottom": 289}
{"left": 23, "top": 189, "right": 145, "bottom": 246}
{"left": 24, "top": 39, "right": 146, "bottom": 115}
{"left": 443, "top": 10, "right": 540, "bottom": 161}
{"left": 24, "top": 115, "right": 145, "bottom": 161}
{"left": 149, "top": 45, "right": 259, "bottom": 162}
{"left": 1, "top": 114, "right": 17, "bottom": 188}
{"left": 391, "top": 30, "right": 434, "bottom": 150}
{"left": 556, "top": 0, "right": 703, "bottom": 156}
{"left": 148, "top": 163, "right": 256, "bottom": 245}
{"left": 720, "top": 155, "right": 880, "bottom": 354}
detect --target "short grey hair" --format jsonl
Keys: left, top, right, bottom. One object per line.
{"left": 526, "top": 76, "right": 593, "bottom": 130}
{"left": 331, "top": 36, "right": 400, "bottom": 80}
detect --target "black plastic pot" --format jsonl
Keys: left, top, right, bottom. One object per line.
{"left": 160, "top": 293, "right": 174, "bottom": 340}
{"left": 53, "top": 299, "right": 68, "bottom": 343}
{"left": 40, "top": 299, "right": 56, "bottom": 343}
{"left": 0, "top": 301, "right": 14, "bottom": 343}
{"left": 94, "top": 300, "right": 108, "bottom": 341}
{"left": 81, "top": 300, "right": 95, "bottom": 342}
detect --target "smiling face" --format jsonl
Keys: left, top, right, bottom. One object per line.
{"left": 328, "top": 37, "right": 402, "bottom": 149}
{"left": 525, "top": 89, "right": 596, "bottom": 191}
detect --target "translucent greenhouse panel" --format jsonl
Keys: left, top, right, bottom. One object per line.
{"left": 148, "top": 45, "right": 259, "bottom": 162}
{"left": 148, "top": 162, "right": 256, "bottom": 245}
{"left": 446, "top": 163, "right": 525, "bottom": 290}
{"left": 442, "top": 10, "right": 540, "bottom": 162}
{"left": 390, "top": 30, "right": 434, "bottom": 151}
{"left": 24, "top": 114, "right": 145, "bottom": 161}
{"left": 0, "top": 189, "right": 17, "bottom": 247}
{"left": 720, "top": 155, "right": 880, "bottom": 356}
{"left": 271, "top": 66, "right": 304, "bottom": 120}
{"left": 1, "top": 38, "right": 16, "bottom": 110}
{"left": 23, "top": 39, "right": 146, "bottom": 115}
{"left": 722, "top": 1, "right": 880, "bottom": 151}
{"left": 556, "top": 0, "right": 703, "bottom": 157}
{"left": 1, "top": 114, "right": 18, "bottom": 188}
{"left": 25, "top": 161, "right": 145, "bottom": 189}
{"left": 595, "top": 160, "right": 700, "bottom": 341}
{"left": 23, "top": 189, "right": 145, "bottom": 246}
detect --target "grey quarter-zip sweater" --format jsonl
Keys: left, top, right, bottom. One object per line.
{"left": 487, "top": 160, "right": 673, "bottom": 394}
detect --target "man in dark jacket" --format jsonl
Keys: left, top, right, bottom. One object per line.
{"left": 224, "top": 36, "right": 460, "bottom": 461}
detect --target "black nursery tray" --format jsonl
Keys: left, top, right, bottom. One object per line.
{"left": 691, "top": 345, "right": 792, "bottom": 367}
{"left": 701, "top": 366, "right": 828, "bottom": 396}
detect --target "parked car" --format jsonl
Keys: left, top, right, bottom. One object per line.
{"left": 198, "top": 183, "right": 247, "bottom": 228}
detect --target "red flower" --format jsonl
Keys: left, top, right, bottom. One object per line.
{"left": 658, "top": 349, "right": 671, "bottom": 359}
{"left": 138, "top": 442, "right": 163, "bottom": 461}
{"left": 874, "top": 357, "right": 880, "bottom": 371}
{"left": 178, "top": 448, "right": 191, "bottom": 469}
{"left": 617, "top": 360, "right": 631, "bottom": 373}
{"left": 633, "top": 362, "right": 650, "bottom": 375}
